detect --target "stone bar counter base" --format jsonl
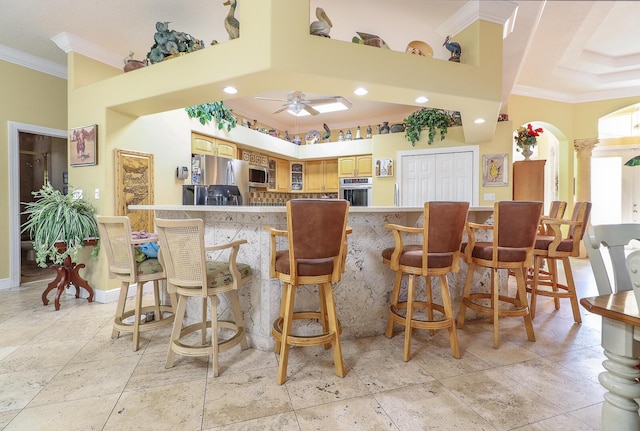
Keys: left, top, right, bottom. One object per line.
{"left": 133, "top": 205, "right": 495, "bottom": 351}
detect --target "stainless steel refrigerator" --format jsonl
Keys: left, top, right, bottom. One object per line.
{"left": 187, "top": 155, "right": 249, "bottom": 205}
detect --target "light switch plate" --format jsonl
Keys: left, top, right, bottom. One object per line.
{"left": 484, "top": 193, "right": 496, "bottom": 201}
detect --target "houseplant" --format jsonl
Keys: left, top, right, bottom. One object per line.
{"left": 404, "top": 108, "right": 453, "bottom": 146}
{"left": 21, "top": 183, "right": 100, "bottom": 268}
{"left": 185, "top": 101, "right": 238, "bottom": 132}
{"left": 514, "top": 123, "right": 543, "bottom": 160}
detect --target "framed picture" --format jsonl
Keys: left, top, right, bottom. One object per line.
{"left": 483, "top": 154, "right": 508, "bottom": 187}
{"left": 69, "top": 124, "right": 97, "bottom": 166}
{"left": 115, "top": 149, "right": 155, "bottom": 232}
{"left": 375, "top": 158, "right": 394, "bottom": 177}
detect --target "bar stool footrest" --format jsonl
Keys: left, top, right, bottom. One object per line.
{"left": 389, "top": 302, "right": 453, "bottom": 330}
{"left": 272, "top": 311, "right": 342, "bottom": 347}
{"left": 463, "top": 293, "right": 530, "bottom": 318}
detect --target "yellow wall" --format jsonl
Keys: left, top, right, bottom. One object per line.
{"left": 0, "top": 60, "right": 67, "bottom": 280}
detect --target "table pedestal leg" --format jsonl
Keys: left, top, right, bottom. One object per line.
{"left": 599, "top": 318, "right": 640, "bottom": 431}
{"left": 41, "top": 256, "right": 94, "bottom": 311}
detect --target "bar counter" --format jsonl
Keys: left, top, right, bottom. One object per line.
{"left": 130, "top": 204, "right": 495, "bottom": 350}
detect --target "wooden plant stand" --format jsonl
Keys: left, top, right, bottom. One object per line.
{"left": 42, "top": 240, "right": 96, "bottom": 311}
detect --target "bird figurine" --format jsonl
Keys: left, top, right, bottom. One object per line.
{"left": 223, "top": 0, "right": 239, "bottom": 40}
{"left": 310, "top": 7, "right": 332, "bottom": 38}
{"left": 322, "top": 123, "right": 331, "bottom": 142}
{"left": 443, "top": 36, "right": 461, "bottom": 62}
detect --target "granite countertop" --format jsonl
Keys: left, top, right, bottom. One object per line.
{"left": 129, "top": 204, "right": 493, "bottom": 213}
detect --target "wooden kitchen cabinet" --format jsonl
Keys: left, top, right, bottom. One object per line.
{"left": 191, "top": 132, "right": 237, "bottom": 158}
{"left": 290, "top": 162, "right": 304, "bottom": 191}
{"left": 306, "top": 159, "right": 338, "bottom": 193}
{"left": 338, "top": 155, "right": 373, "bottom": 177}
{"left": 268, "top": 157, "right": 290, "bottom": 192}
{"left": 513, "top": 160, "right": 545, "bottom": 201}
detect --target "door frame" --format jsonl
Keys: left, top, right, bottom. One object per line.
{"left": 7, "top": 121, "right": 66, "bottom": 288}
{"left": 396, "top": 145, "right": 480, "bottom": 206}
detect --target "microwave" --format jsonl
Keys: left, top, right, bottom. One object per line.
{"left": 248, "top": 165, "right": 268, "bottom": 188}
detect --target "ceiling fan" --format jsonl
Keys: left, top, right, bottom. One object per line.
{"left": 254, "top": 91, "right": 345, "bottom": 116}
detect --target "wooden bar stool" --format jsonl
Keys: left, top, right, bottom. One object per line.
{"left": 457, "top": 201, "right": 543, "bottom": 348}
{"left": 155, "top": 218, "right": 251, "bottom": 377}
{"left": 529, "top": 201, "right": 591, "bottom": 321}
{"left": 265, "top": 199, "right": 350, "bottom": 384}
{"left": 382, "top": 201, "right": 469, "bottom": 361}
{"left": 96, "top": 216, "right": 176, "bottom": 351}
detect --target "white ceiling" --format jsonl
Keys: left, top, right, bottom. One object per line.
{"left": 1, "top": 1, "right": 639, "bottom": 133}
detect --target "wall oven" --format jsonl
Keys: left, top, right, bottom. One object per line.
{"left": 339, "top": 177, "right": 373, "bottom": 207}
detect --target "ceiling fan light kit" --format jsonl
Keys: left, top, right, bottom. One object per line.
{"left": 255, "top": 91, "right": 352, "bottom": 117}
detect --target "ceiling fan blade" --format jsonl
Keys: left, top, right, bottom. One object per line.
{"left": 306, "top": 98, "right": 339, "bottom": 105}
{"left": 272, "top": 105, "right": 290, "bottom": 114}
{"left": 303, "top": 104, "right": 320, "bottom": 115}
{"left": 255, "top": 96, "right": 288, "bottom": 102}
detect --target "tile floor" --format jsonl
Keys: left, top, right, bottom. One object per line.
{"left": 0, "top": 258, "right": 609, "bottom": 430}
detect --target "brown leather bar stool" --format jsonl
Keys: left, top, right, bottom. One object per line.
{"left": 155, "top": 218, "right": 251, "bottom": 377}
{"left": 265, "top": 199, "right": 350, "bottom": 384}
{"left": 529, "top": 201, "right": 591, "bottom": 322}
{"left": 96, "top": 216, "right": 176, "bottom": 351}
{"left": 382, "top": 201, "right": 469, "bottom": 361}
{"left": 457, "top": 201, "right": 543, "bottom": 348}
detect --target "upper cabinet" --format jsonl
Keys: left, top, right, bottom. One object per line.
{"left": 306, "top": 159, "right": 339, "bottom": 193}
{"left": 191, "top": 132, "right": 237, "bottom": 158}
{"left": 338, "top": 155, "right": 373, "bottom": 177}
{"left": 268, "top": 157, "right": 290, "bottom": 192}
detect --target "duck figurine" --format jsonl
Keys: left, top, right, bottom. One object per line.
{"left": 310, "top": 7, "right": 332, "bottom": 38}
{"left": 223, "top": 0, "right": 239, "bottom": 40}
{"left": 322, "top": 123, "right": 331, "bottom": 142}
{"left": 443, "top": 36, "right": 461, "bottom": 62}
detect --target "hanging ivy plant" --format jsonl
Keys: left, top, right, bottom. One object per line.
{"left": 403, "top": 108, "right": 453, "bottom": 146}
{"left": 185, "top": 101, "right": 237, "bottom": 132}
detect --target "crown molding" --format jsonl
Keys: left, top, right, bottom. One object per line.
{"left": 51, "top": 32, "right": 122, "bottom": 69}
{"left": 512, "top": 83, "right": 640, "bottom": 104}
{"left": 437, "top": 0, "right": 518, "bottom": 38}
{"left": 0, "top": 44, "right": 67, "bottom": 79}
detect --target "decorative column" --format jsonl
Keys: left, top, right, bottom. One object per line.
{"left": 573, "top": 139, "right": 598, "bottom": 202}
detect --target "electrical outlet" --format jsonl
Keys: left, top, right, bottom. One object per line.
{"left": 484, "top": 193, "right": 496, "bottom": 201}
{"left": 73, "top": 189, "right": 83, "bottom": 199}
{"left": 94, "top": 188, "right": 100, "bottom": 199}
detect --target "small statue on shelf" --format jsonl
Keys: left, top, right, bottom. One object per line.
{"left": 366, "top": 125, "right": 372, "bottom": 139}
{"left": 338, "top": 130, "right": 344, "bottom": 141}
{"left": 322, "top": 123, "right": 331, "bottom": 142}
{"left": 355, "top": 126, "right": 362, "bottom": 140}
{"left": 346, "top": 129, "right": 352, "bottom": 140}
{"left": 443, "top": 36, "right": 462, "bottom": 62}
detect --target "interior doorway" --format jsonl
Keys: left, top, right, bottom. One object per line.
{"left": 8, "top": 122, "right": 67, "bottom": 288}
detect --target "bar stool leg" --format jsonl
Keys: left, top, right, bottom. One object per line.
{"left": 211, "top": 295, "right": 220, "bottom": 377}
{"left": 386, "top": 271, "right": 403, "bottom": 338}
{"left": 403, "top": 275, "right": 416, "bottom": 362}
{"left": 274, "top": 286, "right": 287, "bottom": 353}
{"left": 491, "top": 268, "right": 500, "bottom": 348}
{"left": 322, "top": 282, "right": 344, "bottom": 377}
{"left": 530, "top": 256, "right": 541, "bottom": 319}
{"left": 229, "top": 290, "right": 249, "bottom": 350}
{"left": 166, "top": 296, "right": 187, "bottom": 368}
{"left": 112, "top": 281, "right": 129, "bottom": 339}
{"left": 457, "top": 262, "right": 476, "bottom": 329}
{"left": 439, "top": 275, "right": 461, "bottom": 358}
{"left": 515, "top": 267, "right": 536, "bottom": 343}
{"left": 318, "top": 283, "right": 331, "bottom": 349}
{"left": 562, "top": 257, "right": 582, "bottom": 323}
{"left": 133, "top": 282, "right": 144, "bottom": 351}
{"left": 277, "top": 282, "right": 296, "bottom": 385}
{"left": 153, "top": 280, "right": 161, "bottom": 320}
{"left": 426, "top": 276, "right": 435, "bottom": 336}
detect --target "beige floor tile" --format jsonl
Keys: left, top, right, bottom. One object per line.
{"left": 536, "top": 345, "right": 605, "bottom": 384}
{"left": 3, "top": 394, "right": 118, "bottom": 431}
{"left": 497, "top": 357, "right": 605, "bottom": 411}
{"left": 568, "top": 403, "right": 603, "bottom": 429}
{"left": 0, "top": 410, "right": 19, "bottom": 429}
{"left": 103, "top": 381, "right": 205, "bottom": 431}
{"left": 202, "top": 368, "right": 292, "bottom": 429}
{"left": 375, "top": 380, "right": 498, "bottom": 430}
{"left": 295, "top": 395, "right": 399, "bottom": 431}
{"left": 0, "top": 366, "right": 61, "bottom": 412}
{"left": 456, "top": 330, "right": 541, "bottom": 366}
{"left": 513, "top": 413, "right": 600, "bottom": 430}
{"left": 203, "top": 412, "right": 300, "bottom": 431}
{"left": 217, "top": 344, "right": 279, "bottom": 375}
{"left": 349, "top": 347, "right": 435, "bottom": 393}
{"left": 0, "top": 338, "right": 87, "bottom": 374}
{"left": 28, "top": 356, "right": 140, "bottom": 407}
{"left": 283, "top": 361, "right": 371, "bottom": 411}
{"left": 440, "top": 369, "right": 564, "bottom": 431}
{"left": 126, "top": 351, "right": 208, "bottom": 391}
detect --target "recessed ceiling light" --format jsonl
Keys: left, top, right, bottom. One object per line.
{"left": 415, "top": 96, "right": 429, "bottom": 104}
{"left": 354, "top": 87, "right": 368, "bottom": 96}
{"left": 223, "top": 86, "right": 238, "bottom": 94}
{"left": 474, "top": 118, "right": 486, "bottom": 124}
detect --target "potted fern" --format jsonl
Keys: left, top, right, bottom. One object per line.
{"left": 21, "top": 183, "right": 100, "bottom": 268}
{"left": 404, "top": 108, "right": 453, "bottom": 146}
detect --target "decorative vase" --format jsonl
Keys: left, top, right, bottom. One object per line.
{"left": 521, "top": 145, "right": 533, "bottom": 161}
{"left": 380, "top": 122, "right": 390, "bottom": 134}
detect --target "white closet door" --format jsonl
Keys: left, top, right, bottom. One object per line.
{"left": 400, "top": 151, "right": 473, "bottom": 205}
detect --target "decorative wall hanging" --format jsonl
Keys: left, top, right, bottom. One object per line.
{"left": 115, "top": 149, "right": 155, "bottom": 232}
{"left": 69, "top": 124, "right": 97, "bottom": 167}
{"left": 375, "top": 158, "right": 394, "bottom": 177}
{"left": 482, "top": 154, "right": 508, "bottom": 187}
